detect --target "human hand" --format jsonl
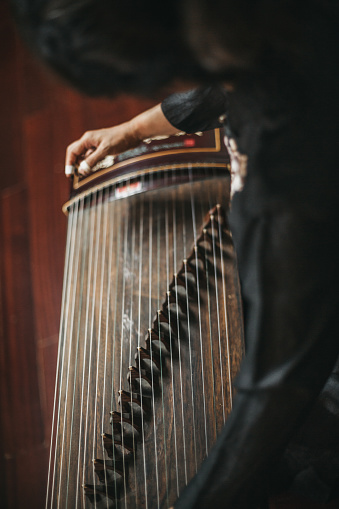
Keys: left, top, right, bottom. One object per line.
{"left": 65, "top": 121, "right": 140, "bottom": 177}
{"left": 64, "top": 104, "right": 179, "bottom": 177}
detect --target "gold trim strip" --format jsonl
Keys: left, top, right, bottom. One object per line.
{"left": 63, "top": 162, "right": 229, "bottom": 215}
{"left": 72, "top": 129, "right": 222, "bottom": 190}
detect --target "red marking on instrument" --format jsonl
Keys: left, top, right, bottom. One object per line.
{"left": 184, "top": 139, "right": 196, "bottom": 147}
{"left": 115, "top": 181, "right": 142, "bottom": 198}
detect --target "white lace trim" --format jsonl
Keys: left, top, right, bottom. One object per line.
{"left": 224, "top": 136, "right": 248, "bottom": 197}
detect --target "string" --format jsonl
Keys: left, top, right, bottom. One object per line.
{"left": 101, "top": 190, "right": 112, "bottom": 509}
{"left": 165, "top": 170, "right": 179, "bottom": 497}
{"left": 201, "top": 168, "right": 219, "bottom": 438}
{"left": 55, "top": 199, "right": 80, "bottom": 507}
{"left": 93, "top": 190, "right": 104, "bottom": 509}
{"left": 81, "top": 192, "right": 99, "bottom": 507}
{"left": 210, "top": 207, "right": 227, "bottom": 423}
{"left": 46, "top": 201, "right": 74, "bottom": 509}
{"left": 207, "top": 162, "right": 234, "bottom": 414}
{"left": 217, "top": 204, "right": 233, "bottom": 410}
{"left": 119, "top": 188, "right": 130, "bottom": 508}
{"left": 136, "top": 182, "right": 149, "bottom": 509}
{"left": 50, "top": 200, "right": 76, "bottom": 507}
{"left": 148, "top": 175, "right": 160, "bottom": 508}
{"left": 127, "top": 180, "right": 138, "bottom": 504}
{"left": 73, "top": 198, "right": 91, "bottom": 508}
{"left": 182, "top": 193, "right": 198, "bottom": 474}
{"left": 188, "top": 166, "right": 208, "bottom": 456}
{"left": 87, "top": 191, "right": 102, "bottom": 509}
{"left": 92, "top": 188, "right": 108, "bottom": 507}
{"left": 64, "top": 197, "right": 87, "bottom": 507}
{"left": 202, "top": 224, "right": 218, "bottom": 441}
{"left": 156, "top": 187, "right": 169, "bottom": 507}
{"left": 83, "top": 191, "right": 101, "bottom": 508}
{"left": 205, "top": 165, "right": 232, "bottom": 421}
{"left": 110, "top": 189, "right": 121, "bottom": 504}
{"left": 172, "top": 176, "right": 188, "bottom": 487}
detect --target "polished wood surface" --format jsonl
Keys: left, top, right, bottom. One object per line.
{"left": 1, "top": 2, "right": 338, "bottom": 507}
{"left": 49, "top": 149, "right": 244, "bottom": 507}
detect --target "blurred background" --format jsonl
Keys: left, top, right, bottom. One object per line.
{"left": 0, "top": 1, "right": 338, "bottom": 508}
{"left": 0, "top": 2, "right": 155, "bottom": 507}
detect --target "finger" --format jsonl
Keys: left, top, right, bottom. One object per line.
{"left": 65, "top": 142, "right": 86, "bottom": 176}
{"left": 65, "top": 132, "right": 98, "bottom": 169}
{"left": 65, "top": 164, "right": 75, "bottom": 177}
{"left": 85, "top": 148, "right": 95, "bottom": 158}
{"left": 65, "top": 139, "right": 87, "bottom": 167}
{"left": 75, "top": 148, "right": 96, "bottom": 177}
{"left": 78, "top": 160, "right": 91, "bottom": 176}
{"left": 79, "top": 145, "right": 110, "bottom": 174}
{"left": 65, "top": 140, "right": 81, "bottom": 176}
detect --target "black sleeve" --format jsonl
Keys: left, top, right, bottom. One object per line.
{"left": 161, "top": 86, "right": 228, "bottom": 133}
{"left": 174, "top": 200, "right": 339, "bottom": 508}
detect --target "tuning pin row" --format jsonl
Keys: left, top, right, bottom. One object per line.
{"left": 83, "top": 482, "right": 120, "bottom": 504}
{"left": 166, "top": 284, "right": 187, "bottom": 311}
{"left": 110, "top": 410, "right": 142, "bottom": 433}
{"left": 103, "top": 432, "right": 134, "bottom": 454}
{"left": 198, "top": 204, "right": 231, "bottom": 245}
{"left": 94, "top": 458, "right": 124, "bottom": 478}
{"left": 93, "top": 458, "right": 125, "bottom": 494}
{"left": 127, "top": 365, "right": 158, "bottom": 390}
{"left": 124, "top": 203, "right": 231, "bottom": 431}
{"left": 203, "top": 204, "right": 227, "bottom": 229}
{"left": 118, "top": 389, "right": 151, "bottom": 413}
{"left": 145, "top": 326, "right": 170, "bottom": 353}
{"left": 98, "top": 435, "right": 130, "bottom": 490}
{"left": 136, "top": 346, "right": 161, "bottom": 370}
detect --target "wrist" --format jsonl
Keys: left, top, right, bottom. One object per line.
{"left": 128, "top": 103, "right": 179, "bottom": 142}
{"left": 128, "top": 115, "right": 147, "bottom": 144}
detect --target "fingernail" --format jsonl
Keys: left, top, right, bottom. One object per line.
{"left": 65, "top": 165, "right": 75, "bottom": 175}
{"left": 79, "top": 160, "right": 91, "bottom": 172}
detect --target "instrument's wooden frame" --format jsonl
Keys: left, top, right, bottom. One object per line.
{"left": 63, "top": 129, "right": 228, "bottom": 214}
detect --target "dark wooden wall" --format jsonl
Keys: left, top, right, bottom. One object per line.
{"left": 0, "top": 3, "right": 155, "bottom": 508}
{"left": 0, "top": 2, "right": 337, "bottom": 508}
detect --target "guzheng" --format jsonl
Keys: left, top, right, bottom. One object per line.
{"left": 46, "top": 129, "right": 244, "bottom": 509}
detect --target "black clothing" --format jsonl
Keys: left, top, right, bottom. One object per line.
{"left": 161, "top": 86, "right": 228, "bottom": 134}
{"left": 161, "top": 22, "right": 339, "bottom": 506}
